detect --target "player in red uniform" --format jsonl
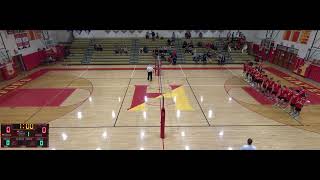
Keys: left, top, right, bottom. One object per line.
{"left": 247, "top": 65, "right": 253, "bottom": 83}
{"left": 281, "top": 87, "right": 293, "bottom": 109}
{"left": 274, "top": 85, "right": 287, "bottom": 107}
{"left": 243, "top": 61, "right": 249, "bottom": 79}
{"left": 253, "top": 69, "right": 261, "bottom": 88}
{"left": 271, "top": 80, "right": 281, "bottom": 100}
{"left": 266, "top": 77, "right": 274, "bottom": 97}
{"left": 298, "top": 87, "right": 306, "bottom": 98}
{"left": 257, "top": 61, "right": 263, "bottom": 72}
{"left": 261, "top": 75, "right": 269, "bottom": 94}
{"left": 256, "top": 71, "right": 264, "bottom": 90}
{"left": 289, "top": 90, "right": 300, "bottom": 115}
{"left": 292, "top": 95, "right": 307, "bottom": 119}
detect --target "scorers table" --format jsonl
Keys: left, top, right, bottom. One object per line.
{"left": 1, "top": 124, "right": 49, "bottom": 148}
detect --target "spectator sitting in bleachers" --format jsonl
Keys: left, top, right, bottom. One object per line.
{"left": 167, "top": 39, "right": 171, "bottom": 46}
{"left": 202, "top": 54, "right": 207, "bottom": 64}
{"left": 98, "top": 45, "right": 103, "bottom": 51}
{"left": 242, "top": 44, "right": 248, "bottom": 54}
{"left": 139, "top": 48, "right": 143, "bottom": 54}
{"left": 143, "top": 46, "right": 148, "bottom": 53}
{"left": 188, "top": 31, "right": 191, "bottom": 39}
{"left": 94, "top": 44, "right": 98, "bottom": 51}
{"left": 185, "top": 46, "right": 193, "bottom": 54}
{"left": 199, "top": 32, "right": 203, "bottom": 38}
{"left": 153, "top": 48, "right": 159, "bottom": 56}
{"left": 171, "top": 32, "right": 176, "bottom": 42}
{"left": 185, "top": 31, "right": 191, "bottom": 39}
{"left": 114, "top": 46, "right": 122, "bottom": 54}
{"left": 146, "top": 31, "right": 150, "bottom": 39}
{"left": 156, "top": 33, "right": 159, "bottom": 39}
{"left": 163, "top": 46, "right": 168, "bottom": 54}
{"left": 123, "top": 46, "right": 128, "bottom": 54}
{"left": 182, "top": 41, "right": 187, "bottom": 48}
{"left": 189, "top": 41, "right": 194, "bottom": 48}
{"left": 151, "top": 31, "right": 155, "bottom": 41}
{"left": 114, "top": 46, "right": 120, "bottom": 54}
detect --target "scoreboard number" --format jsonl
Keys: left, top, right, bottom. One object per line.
{"left": 6, "top": 126, "right": 10, "bottom": 133}
{"left": 42, "top": 127, "right": 47, "bottom": 134}
{"left": 6, "top": 139, "right": 10, "bottom": 146}
{"left": 39, "top": 140, "right": 44, "bottom": 146}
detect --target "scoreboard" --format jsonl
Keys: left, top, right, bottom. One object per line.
{"left": 1, "top": 124, "right": 49, "bottom": 148}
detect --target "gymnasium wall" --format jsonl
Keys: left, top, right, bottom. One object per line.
{"left": 250, "top": 30, "right": 317, "bottom": 58}
{"left": 48, "top": 30, "right": 73, "bottom": 43}
{"left": 72, "top": 30, "right": 258, "bottom": 38}
{"left": 0, "top": 31, "right": 46, "bottom": 57}
{"left": 0, "top": 31, "right": 53, "bottom": 71}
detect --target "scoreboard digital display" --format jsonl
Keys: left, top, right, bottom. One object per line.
{"left": 1, "top": 124, "right": 49, "bottom": 148}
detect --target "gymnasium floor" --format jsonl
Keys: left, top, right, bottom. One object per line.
{"left": 1, "top": 63, "right": 320, "bottom": 150}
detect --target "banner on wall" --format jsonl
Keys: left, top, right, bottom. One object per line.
{"left": 283, "top": 30, "right": 311, "bottom": 44}
{"left": 283, "top": 30, "right": 291, "bottom": 40}
{"left": 291, "top": 30, "right": 301, "bottom": 42}
{"left": 27, "top": 30, "right": 42, "bottom": 40}
{"left": 14, "top": 33, "right": 30, "bottom": 50}
{"left": 299, "top": 30, "right": 311, "bottom": 44}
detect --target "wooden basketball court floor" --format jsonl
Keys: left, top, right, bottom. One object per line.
{"left": 1, "top": 63, "right": 320, "bottom": 150}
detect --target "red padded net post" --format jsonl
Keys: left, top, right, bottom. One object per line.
{"left": 160, "top": 96, "right": 165, "bottom": 139}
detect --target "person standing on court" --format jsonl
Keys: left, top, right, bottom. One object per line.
{"left": 147, "top": 64, "right": 154, "bottom": 81}
{"left": 240, "top": 138, "right": 257, "bottom": 150}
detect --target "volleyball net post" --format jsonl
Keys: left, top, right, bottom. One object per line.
{"left": 160, "top": 95, "right": 165, "bottom": 139}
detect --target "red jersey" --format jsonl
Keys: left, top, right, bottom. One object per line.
{"left": 290, "top": 93, "right": 300, "bottom": 104}
{"left": 273, "top": 83, "right": 281, "bottom": 93}
{"left": 263, "top": 78, "right": 269, "bottom": 88}
{"left": 247, "top": 66, "right": 253, "bottom": 74}
{"left": 254, "top": 71, "right": 260, "bottom": 79}
{"left": 257, "top": 74, "right": 263, "bottom": 81}
{"left": 298, "top": 89, "right": 306, "bottom": 97}
{"left": 243, "top": 63, "right": 248, "bottom": 72}
{"left": 268, "top": 80, "right": 274, "bottom": 89}
{"left": 280, "top": 88, "right": 288, "bottom": 97}
{"left": 295, "top": 98, "right": 306, "bottom": 109}
{"left": 285, "top": 89, "right": 293, "bottom": 100}
{"left": 251, "top": 68, "right": 257, "bottom": 76}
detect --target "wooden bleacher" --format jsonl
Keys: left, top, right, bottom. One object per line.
{"left": 63, "top": 37, "right": 254, "bottom": 66}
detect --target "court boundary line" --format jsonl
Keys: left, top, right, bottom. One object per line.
{"left": 113, "top": 78, "right": 131, "bottom": 127}
{"left": 130, "top": 65, "right": 136, "bottom": 78}
{"left": 24, "top": 69, "right": 89, "bottom": 123}
{"left": 185, "top": 77, "right": 210, "bottom": 126}
{"left": 179, "top": 64, "right": 187, "bottom": 78}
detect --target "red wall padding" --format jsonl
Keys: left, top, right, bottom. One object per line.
{"left": 307, "top": 64, "right": 320, "bottom": 83}
{"left": 22, "top": 51, "right": 43, "bottom": 71}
